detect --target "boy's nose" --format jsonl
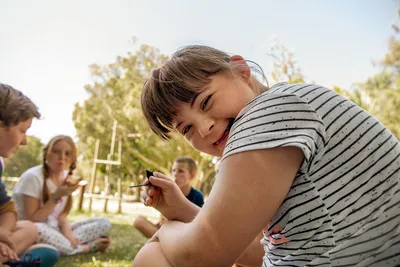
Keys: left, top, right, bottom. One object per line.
{"left": 20, "top": 136, "right": 27, "bottom": 146}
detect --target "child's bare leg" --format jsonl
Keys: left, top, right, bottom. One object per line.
{"left": 11, "top": 221, "right": 37, "bottom": 254}
{"left": 133, "top": 241, "right": 172, "bottom": 267}
{"left": 133, "top": 216, "right": 159, "bottom": 238}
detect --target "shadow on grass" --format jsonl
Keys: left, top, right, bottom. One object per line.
{"left": 55, "top": 212, "right": 148, "bottom": 267}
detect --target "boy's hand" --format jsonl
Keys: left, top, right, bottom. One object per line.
{"left": 0, "top": 228, "right": 14, "bottom": 251}
{"left": 142, "top": 172, "right": 191, "bottom": 221}
{"left": 0, "top": 241, "right": 18, "bottom": 262}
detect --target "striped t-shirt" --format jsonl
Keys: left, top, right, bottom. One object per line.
{"left": 222, "top": 83, "right": 400, "bottom": 267}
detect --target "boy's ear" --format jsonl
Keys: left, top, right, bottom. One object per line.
{"left": 230, "top": 55, "right": 251, "bottom": 82}
{"left": 189, "top": 171, "right": 196, "bottom": 180}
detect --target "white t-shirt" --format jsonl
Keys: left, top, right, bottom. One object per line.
{"left": 13, "top": 165, "right": 67, "bottom": 228}
{"left": 222, "top": 83, "right": 400, "bottom": 267}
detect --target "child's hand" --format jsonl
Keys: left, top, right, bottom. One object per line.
{"left": 64, "top": 176, "right": 82, "bottom": 187}
{"left": 69, "top": 236, "right": 79, "bottom": 248}
{"left": 59, "top": 215, "right": 79, "bottom": 248}
{"left": 0, "top": 241, "right": 18, "bottom": 262}
{"left": 54, "top": 183, "right": 79, "bottom": 198}
{"left": 0, "top": 228, "right": 14, "bottom": 251}
{"left": 142, "top": 172, "right": 191, "bottom": 221}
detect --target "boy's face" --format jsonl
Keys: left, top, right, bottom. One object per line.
{"left": 173, "top": 70, "right": 255, "bottom": 157}
{"left": 0, "top": 118, "right": 32, "bottom": 158}
{"left": 172, "top": 162, "right": 194, "bottom": 189}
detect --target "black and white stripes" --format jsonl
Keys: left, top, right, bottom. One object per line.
{"left": 222, "top": 83, "right": 400, "bottom": 266}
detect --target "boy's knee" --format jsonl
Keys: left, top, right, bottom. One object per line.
{"left": 133, "top": 216, "right": 147, "bottom": 230}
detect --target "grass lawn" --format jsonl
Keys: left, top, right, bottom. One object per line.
{"left": 55, "top": 211, "right": 148, "bottom": 267}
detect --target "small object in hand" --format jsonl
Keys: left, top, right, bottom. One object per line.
{"left": 65, "top": 176, "right": 81, "bottom": 186}
{"left": 145, "top": 170, "right": 153, "bottom": 184}
{"left": 130, "top": 170, "right": 154, "bottom": 188}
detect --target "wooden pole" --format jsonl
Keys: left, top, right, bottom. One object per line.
{"left": 117, "top": 178, "right": 122, "bottom": 213}
{"left": 88, "top": 139, "right": 100, "bottom": 213}
{"left": 117, "top": 140, "right": 122, "bottom": 213}
{"left": 103, "top": 120, "right": 118, "bottom": 213}
{"left": 77, "top": 181, "right": 88, "bottom": 211}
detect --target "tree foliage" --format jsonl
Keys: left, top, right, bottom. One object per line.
{"left": 73, "top": 15, "right": 400, "bottom": 201}
{"left": 335, "top": 15, "right": 400, "bottom": 139}
{"left": 268, "top": 41, "right": 305, "bottom": 84}
{"left": 73, "top": 45, "right": 215, "bottom": 199}
{"left": 3, "top": 136, "right": 43, "bottom": 177}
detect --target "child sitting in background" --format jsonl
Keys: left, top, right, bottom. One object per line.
{"left": 13, "top": 135, "right": 111, "bottom": 256}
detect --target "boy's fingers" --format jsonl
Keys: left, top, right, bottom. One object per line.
{"left": 2, "top": 238, "right": 14, "bottom": 251}
{"left": 10, "top": 250, "right": 18, "bottom": 261}
{"left": 1, "top": 246, "right": 7, "bottom": 257}
{"left": 7, "top": 241, "right": 15, "bottom": 251}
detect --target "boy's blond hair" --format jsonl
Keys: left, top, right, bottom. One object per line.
{"left": 174, "top": 157, "right": 197, "bottom": 174}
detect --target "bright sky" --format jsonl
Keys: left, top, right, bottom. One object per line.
{"left": 0, "top": 0, "right": 397, "bottom": 144}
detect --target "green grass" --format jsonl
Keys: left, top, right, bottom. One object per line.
{"left": 55, "top": 211, "right": 147, "bottom": 267}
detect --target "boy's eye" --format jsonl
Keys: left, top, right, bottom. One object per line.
{"left": 201, "top": 95, "right": 212, "bottom": 110}
{"left": 183, "top": 125, "right": 192, "bottom": 135}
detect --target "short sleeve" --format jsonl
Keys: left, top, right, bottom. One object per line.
{"left": 0, "top": 158, "right": 12, "bottom": 205}
{"left": 222, "top": 92, "right": 327, "bottom": 173}
{"left": 14, "top": 169, "right": 43, "bottom": 199}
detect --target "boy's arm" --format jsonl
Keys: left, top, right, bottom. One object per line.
{"left": 0, "top": 181, "right": 16, "bottom": 231}
{"left": 0, "top": 201, "right": 17, "bottom": 252}
{"left": 0, "top": 200, "right": 17, "bottom": 231}
{"left": 0, "top": 212, "right": 16, "bottom": 232}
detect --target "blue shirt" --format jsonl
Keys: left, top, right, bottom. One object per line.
{"left": 186, "top": 187, "right": 204, "bottom": 208}
{"left": 0, "top": 157, "right": 11, "bottom": 206}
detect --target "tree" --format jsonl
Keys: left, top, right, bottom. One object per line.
{"left": 73, "top": 44, "right": 215, "bottom": 200}
{"left": 3, "top": 136, "right": 43, "bottom": 177}
{"left": 338, "top": 13, "right": 400, "bottom": 139}
{"left": 268, "top": 41, "right": 305, "bottom": 84}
